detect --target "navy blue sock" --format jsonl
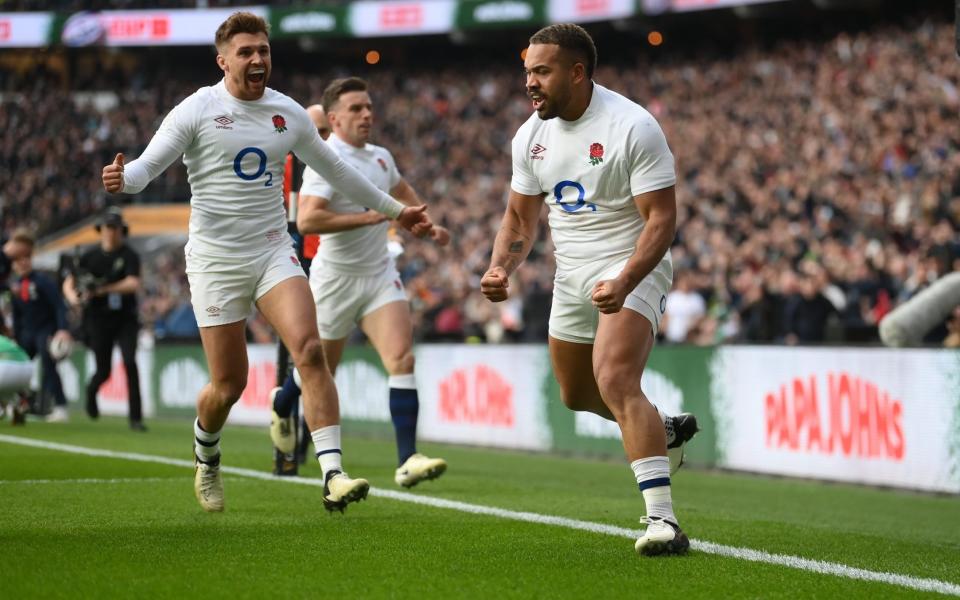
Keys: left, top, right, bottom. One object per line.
{"left": 273, "top": 372, "right": 300, "bottom": 418}
{"left": 389, "top": 375, "right": 419, "bottom": 465}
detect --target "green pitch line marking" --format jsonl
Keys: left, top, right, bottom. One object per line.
{"left": 2, "top": 433, "right": 958, "bottom": 597}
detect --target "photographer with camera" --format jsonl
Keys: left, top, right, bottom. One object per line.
{"left": 7, "top": 228, "right": 73, "bottom": 422}
{"left": 63, "top": 208, "right": 146, "bottom": 431}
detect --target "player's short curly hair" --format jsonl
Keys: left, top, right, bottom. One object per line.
{"left": 215, "top": 12, "right": 270, "bottom": 51}
{"left": 529, "top": 23, "right": 597, "bottom": 79}
{"left": 322, "top": 77, "right": 369, "bottom": 112}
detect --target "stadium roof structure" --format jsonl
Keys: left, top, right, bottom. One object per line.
{"left": 34, "top": 204, "right": 189, "bottom": 270}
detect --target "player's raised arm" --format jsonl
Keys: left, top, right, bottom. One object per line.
{"left": 481, "top": 188, "right": 544, "bottom": 302}
{"left": 102, "top": 101, "right": 196, "bottom": 195}
{"left": 292, "top": 121, "right": 432, "bottom": 236}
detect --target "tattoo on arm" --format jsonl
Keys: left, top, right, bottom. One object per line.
{"left": 508, "top": 241, "right": 524, "bottom": 253}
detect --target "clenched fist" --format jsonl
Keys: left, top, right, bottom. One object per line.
{"left": 591, "top": 277, "right": 631, "bottom": 314}
{"left": 480, "top": 266, "right": 509, "bottom": 302}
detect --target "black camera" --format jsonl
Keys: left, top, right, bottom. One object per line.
{"left": 58, "top": 252, "right": 105, "bottom": 304}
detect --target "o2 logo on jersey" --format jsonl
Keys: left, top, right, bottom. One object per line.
{"left": 553, "top": 180, "right": 596, "bottom": 213}
{"left": 233, "top": 147, "right": 273, "bottom": 187}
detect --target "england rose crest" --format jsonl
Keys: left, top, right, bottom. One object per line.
{"left": 272, "top": 114, "right": 287, "bottom": 133}
{"left": 589, "top": 142, "right": 604, "bottom": 166}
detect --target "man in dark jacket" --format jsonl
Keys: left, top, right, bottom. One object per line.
{"left": 63, "top": 208, "right": 145, "bottom": 431}
{"left": 8, "top": 228, "right": 73, "bottom": 422}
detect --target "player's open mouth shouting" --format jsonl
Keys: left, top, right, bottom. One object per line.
{"left": 529, "top": 90, "right": 546, "bottom": 112}
{"left": 247, "top": 67, "right": 266, "bottom": 88}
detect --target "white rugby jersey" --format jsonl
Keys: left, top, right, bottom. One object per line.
{"left": 121, "top": 79, "right": 404, "bottom": 258}
{"left": 511, "top": 83, "right": 676, "bottom": 272}
{"left": 301, "top": 133, "right": 401, "bottom": 276}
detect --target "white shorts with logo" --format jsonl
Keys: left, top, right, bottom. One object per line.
{"left": 309, "top": 263, "right": 407, "bottom": 340}
{"left": 185, "top": 242, "right": 306, "bottom": 327}
{"left": 549, "top": 252, "right": 673, "bottom": 344}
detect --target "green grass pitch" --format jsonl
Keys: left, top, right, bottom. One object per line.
{"left": 1, "top": 417, "right": 958, "bottom": 598}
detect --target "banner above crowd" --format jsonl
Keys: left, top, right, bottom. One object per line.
{"left": 0, "top": 12, "right": 54, "bottom": 48}
{"left": 0, "top": 0, "right": 792, "bottom": 47}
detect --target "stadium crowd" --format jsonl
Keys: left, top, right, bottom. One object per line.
{"left": 1, "top": 14, "right": 957, "bottom": 345}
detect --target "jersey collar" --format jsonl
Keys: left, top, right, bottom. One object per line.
{"left": 556, "top": 81, "right": 601, "bottom": 131}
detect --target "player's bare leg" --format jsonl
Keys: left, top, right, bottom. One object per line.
{"left": 193, "top": 320, "right": 248, "bottom": 512}
{"left": 319, "top": 337, "right": 348, "bottom": 376}
{"left": 361, "top": 301, "right": 447, "bottom": 487}
{"left": 594, "top": 310, "right": 688, "bottom": 556}
{"left": 257, "top": 277, "right": 369, "bottom": 512}
{"left": 549, "top": 338, "right": 614, "bottom": 420}
{"left": 550, "top": 336, "right": 696, "bottom": 472}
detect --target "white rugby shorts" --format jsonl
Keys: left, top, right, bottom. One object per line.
{"left": 309, "top": 263, "right": 407, "bottom": 339}
{"left": 549, "top": 252, "right": 673, "bottom": 344}
{"left": 185, "top": 242, "right": 306, "bottom": 327}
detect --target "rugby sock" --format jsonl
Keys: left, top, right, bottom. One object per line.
{"left": 631, "top": 456, "right": 677, "bottom": 524}
{"left": 388, "top": 373, "right": 419, "bottom": 465}
{"left": 273, "top": 371, "right": 301, "bottom": 419}
{"left": 311, "top": 425, "right": 342, "bottom": 480}
{"left": 194, "top": 418, "right": 221, "bottom": 464}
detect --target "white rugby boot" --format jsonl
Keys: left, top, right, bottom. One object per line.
{"left": 269, "top": 387, "right": 296, "bottom": 454}
{"left": 635, "top": 516, "right": 690, "bottom": 556}
{"left": 323, "top": 470, "right": 370, "bottom": 513}
{"left": 395, "top": 453, "right": 448, "bottom": 488}
{"left": 194, "top": 453, "right": 224, "bottom": 513}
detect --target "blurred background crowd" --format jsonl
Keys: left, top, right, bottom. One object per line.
{"left": 1, "top": 5, "right": 957, "bottom": 345}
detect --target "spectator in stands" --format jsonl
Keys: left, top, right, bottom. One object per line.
{"left": 7, "top": 228, "right": 72, "bottom": 422}
{"left": 662, "top": 271, "right": 706, "bottom": 344}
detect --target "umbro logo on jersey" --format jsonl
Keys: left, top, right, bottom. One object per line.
{"left": 206, "top": 306, "right": 221, "bottom": 316}
{"left": 213, "top": 115, "right": 234, "bottom": 129}
{"left": 531, "top": 143, "right": 546, "bottom": 160}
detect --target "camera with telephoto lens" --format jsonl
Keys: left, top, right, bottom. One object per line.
{"left": 59, "top": 253, "right": 105, "bottom": 305}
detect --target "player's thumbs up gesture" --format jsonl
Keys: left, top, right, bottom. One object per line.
{"left": 396, "top": 204, "right": 434, "bottom": 238}
{"left": 102, "top": 153, "right": 125, "bottom": 193}
{"left": 481, "top": 266, "right": 510, "bottom": 302}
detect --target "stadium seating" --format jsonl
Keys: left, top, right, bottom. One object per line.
{"left": 1, "top": 13, "right": 956, "bottom": 343}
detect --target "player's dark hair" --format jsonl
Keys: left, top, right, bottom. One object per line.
{"left": 322, "top": 77, "right": 369, "bottom": 112}
{"left": 215, "top": 12, "right": 270, "bottom": 51}
{"left": 529, "top": 23, "right": 597, "bottom": 79}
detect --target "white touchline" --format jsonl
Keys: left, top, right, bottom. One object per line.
{"left": 0, "top": 477, "right": 183, "bottom": 485}
{"left": 1, "top": 433, "right": 957, "bottom": 597}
